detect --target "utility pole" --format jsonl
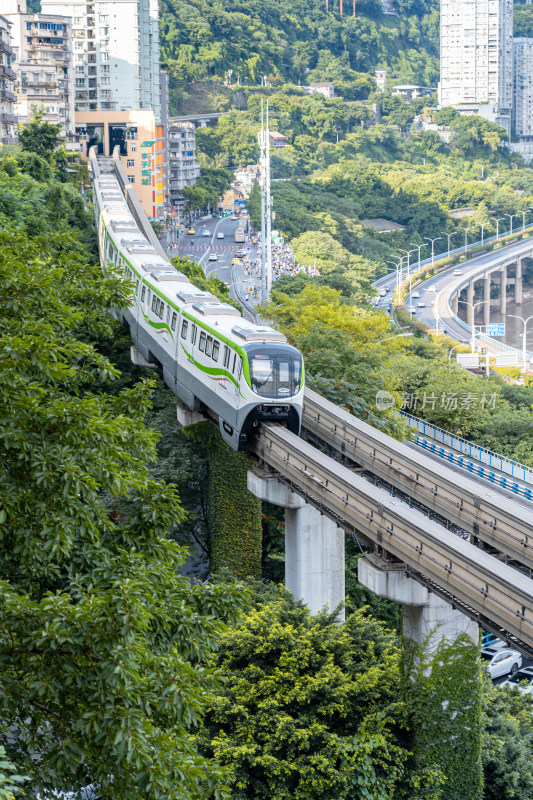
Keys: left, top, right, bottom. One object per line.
{"left": 258, "top": 100, "right": 272, "bottom": 302}
{"left": 353, "top": 0, "right": 355, "bottom": 16}
{"left": 340, "top": 0, "right": 343, "bottom": 16}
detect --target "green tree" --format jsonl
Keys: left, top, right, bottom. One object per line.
{"left": 0, "top": 229, "right": 243, "bottom": 798}
{"left": 18, "top": 108, "right": 62, "bottom": 161}
{"left": 198, "top": 598, "right": 411, "bottom": 800}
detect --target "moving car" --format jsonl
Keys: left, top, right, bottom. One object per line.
{"left": 453, "top": 269, "right": 462, "bottom": 276}
{"left": 208, "top": 253, "right": 218, "bottom": 261}
{"left": 202, "top": 229, "right": 210, "bottom": 237}
{"left": 502, "top": 666, "right": 533, "bottom": 694}
{"left": 482, "top": 647, "right": 522, "bottom": 680}
{"left": 217, "top": 232, "right": 225, "bottom": 239}
{"left": 379, "top": 290, "right": 386, "bottom": 297}
{"left": 187, "top": 229, "right": 195, "bottom": 235}
{"left": 429, "top": 285, "right": 437, "bottom": 292}
{"left": 232, "top": 258, "right": 242, "bottom": 265}
{"left": 407, "top": 306, "right": 416, "bottom": 313}
{"left": 384, "top": 286, "right": 390, "bottom": 293}
{"left": 412, "top": 291, "right": 420, "bottom": 298}
{"left": 417, "top": 301, "right": 426, "bottom": 308}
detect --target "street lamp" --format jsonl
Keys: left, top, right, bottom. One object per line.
{"left": 448, "top": 341, "right": 468, "bottom": 360}
{"left": 386, "top": 259, "right": 403, "bottom": 302}
{"left": 496, "top": 217, "right": 506, "bottom": 240}
{"left": 424, "top": 236, "right": 442, "bottom": 267}
{"left": 508, "top": 314, "right": 533, "bottom": 373}
{"left": 457, "top": 299, "right": 490, "bottom": 353}
{"left": 476, "top": 222, "right": 488, "bottom": 245}
{"left": 398, "top": 248, "right": 418, "bottom": 281}
{"left": 459, "top": 225, "right": 473, "bottom": 254}
{"left": 410, "top": 242, "right": 427, "bottom": 272}
{"left": 520, "top": 208, "right": 532, "bottom": 231}
{"left": 376, "top": 332, "right": 413, "bottom": 344}
{"left": 441, "top": 230, "right": 458, "bottom": 258}
{"left": 505, "top": 213, "right": 519, "bottom": 236}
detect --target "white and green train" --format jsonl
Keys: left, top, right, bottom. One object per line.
{"left": 92, "top": 171, "right": 304, "bottom": 450}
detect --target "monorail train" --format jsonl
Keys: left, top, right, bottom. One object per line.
{"left": 92, "top": 172, "right": 304, "bottom": 450}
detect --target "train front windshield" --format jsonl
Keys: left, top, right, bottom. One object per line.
{"left": 248, "top": 346, "right": 302, "bottom": 398}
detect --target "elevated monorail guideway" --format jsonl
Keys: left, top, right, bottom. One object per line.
{"left": 301, "top": 389, "right": 533, "bottom": 571}
{"left": 251, "top": 423, "right": 533, "bottom": 654}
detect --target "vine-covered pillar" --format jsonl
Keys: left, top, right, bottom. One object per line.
{"left": 207, "top": 435, "right": 262, "bottom": 579}
{"left": 358, "top": 554, "right": 483, "bottom": 800}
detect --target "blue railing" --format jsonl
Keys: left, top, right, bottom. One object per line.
{"left": 400, "top": 411, "right": 533, "bottom": 500}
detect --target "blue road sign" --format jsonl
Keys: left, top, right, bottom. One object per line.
{"left": 486, "top": 323, "right": 506, "bottom": 336}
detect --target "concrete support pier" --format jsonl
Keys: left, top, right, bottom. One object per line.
{"left": 500, "top": 265, "right": 507, "bottom": 315}
{"left": 451, "top": 294, "right": 458, "bottom": 315}
{"left": 516, "top": 258, "right": 523, "bottom": 305}
{"left": 248, "top": 470, "right": 345, "bottom": 619}
{"left": 358, "top": 553, "right": 478, "bottom": 652}
{"left": 483, "top": 274, "right": 491, "bottom": 324}
{"left": 466, "top": 282, "right": 474, "bottom": 327}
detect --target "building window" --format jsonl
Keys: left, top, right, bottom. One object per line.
{"left": 130, "top": 143, "right": 136, "bottom": 152}
{"left": 101, "top": 51, "right": 109, "bottom": 61}
{"left": 126, "top": 159, "right": 134, "bottom": 167}
{"left": 128, "top": 175, "right": 135, "bottom": 183}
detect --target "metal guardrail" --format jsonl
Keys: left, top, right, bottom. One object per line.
{"left": 401, "top": 411, "right": 533, "bottom": 492}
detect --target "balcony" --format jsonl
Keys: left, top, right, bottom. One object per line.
{"left": 0, "top": 112, "right": 18, "bottom": 124}
{"left": 0, "top": 40, "right": 15, "bottom": 57}
{"left": 0, "top": 88, "right": 16, "bottom": 102}
{"left": 0, "top": 65, "right": 16, "bottom": 81}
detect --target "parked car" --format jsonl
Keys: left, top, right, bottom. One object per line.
{"left": 502, "top": 665, "right": 533, "bottom": 694}
{"left": 482, "top": 648, "right": 522, "bottom": 680}
{"left": 217, "top": 232, "right": 225, "bottom": 239}
{"left": 187, "top": 229, "right": 195, "bottom": 235}
{"left": 208, "top": 253, "right": 218, "bottom": 261}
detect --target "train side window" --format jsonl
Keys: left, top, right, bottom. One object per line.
{"left": 141, "top": 285, "right": 146, "bottom": 302}
{"left": 191, "top": 325, "right": 197, "bottom": 345}
{"left": 159, "top": 302, "right": 165, "bottom": 320}
{"left": 223, "top": 345, "right": 229, "bottom": 368}
{"left": 205, "top": 335, "right": 213, "bottom": 358}
{"left": 212, "top": 341, "right": 220, "bottom": 362}
{"left": 151, "top": 295, "right": 157, "bottom": 312}
{"left": 166, "top": 306, "right": 171, "bottom": 323}
{"left": 232, "top": 353, "right": 236, "bottom": 373}
{"left": 171, "top": 312, "right": 177, "bottom": 331}
{"left": 181, "top": 319, "right": 188, "bottom": 340}
{"left": 199, "top": 331, "right": 206, "bottom": 352}
{"left": 236, "top": 358, "right": 242, "bottom": 378}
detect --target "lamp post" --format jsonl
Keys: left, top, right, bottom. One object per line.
{"left": 459, "top": 225, "right": 473, "bottom": 254}
{"left": 508, "top": 314, "right": 533, "bottom": 373}
{"left": 398, "top": 248, "right": 417, "bottom": 282}
{"left": 504, "top": 213, "right": 518, "bottom": 236}
{"left": 386, "top": 259, "right": 403, "bottom": 302}
{"left": 410, "top": 242, "right": 427, "bottom": 272}
{"left": 520, "top": 208, "right": 532, "bottom": 231}
{"left": 424, "top": 236, "right": 442, "bottom": 267}
{"left": 458, "top": 299, "right": 490, "bottom": 353}
{"left": 496, "top": 217, "right": 506, "bottom": 240}
{"left": 448, "top": 341, "right": 468, "bottom": 360}
{"left": 441, "top": 230, "right": 457, "bottom": 258}
{"left": 376, "top": 332, "right": 413, "bottom": 344}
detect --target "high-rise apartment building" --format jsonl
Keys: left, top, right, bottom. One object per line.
{"left": 40, "top": 0, "right": 160, "bottom": 116}
{"left": 3, "top": 0, "right": 75, "bottom": 134}
{"left": 512, "top": 38, "right": 533, "bottom": 138}
{"left": 168, "top": 121, "right": 200, "bottom": 208}
{"left": 439, "top": 0, "right": 513, "bottom": 133}
{"left": 0, "top": 13, "right": 17, "bottom": 143}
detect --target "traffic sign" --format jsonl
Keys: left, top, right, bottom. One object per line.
{"left": 486, "top": 323, "right": 505, "bottom": 336}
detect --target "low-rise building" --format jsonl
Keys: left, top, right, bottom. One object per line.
{"left": 75, "top": 109, "right": 166, "bottom": 218}
{"left": 375, "top": 69, "right": 387, "bottom": 91}
{"left": 269, "top": 131, "right": 288, "bottom": 148}
{"left": 392, "top": 85, "right": 436, "bottom": 100}
{"left": 306, "top": 81, "right": 334, "bottom": 99}
{"left": 235, "top": 163, "right": 259, "bottom": 193}
{"left": 167, "top": 121, "right": 200, "bottom": 209}
{"left": 4, "top": 1, "right": 75, "bottom": 135}
{"left": 0, "top": 14, "right": 17, "bottom": 144}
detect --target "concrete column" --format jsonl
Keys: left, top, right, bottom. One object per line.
{"left": 451, "top": 294, "right": 458, "bottom": 315}
{"left": 358, "top": 553, "right": 478, "bottom": 653}
{"left": 466, "top": 282, "right": 474, "bottom": 327}
{"left": 516, "top": 258, "right": 523, "bottom": 305}
{"left": 248, "top": 471, "right": 345, "bottom": 620}
{"left": 483, "top": 274, "right": 491, "bottom": 324}
{"left": 500, "top": 265, "right": 507, "bottom": 315}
